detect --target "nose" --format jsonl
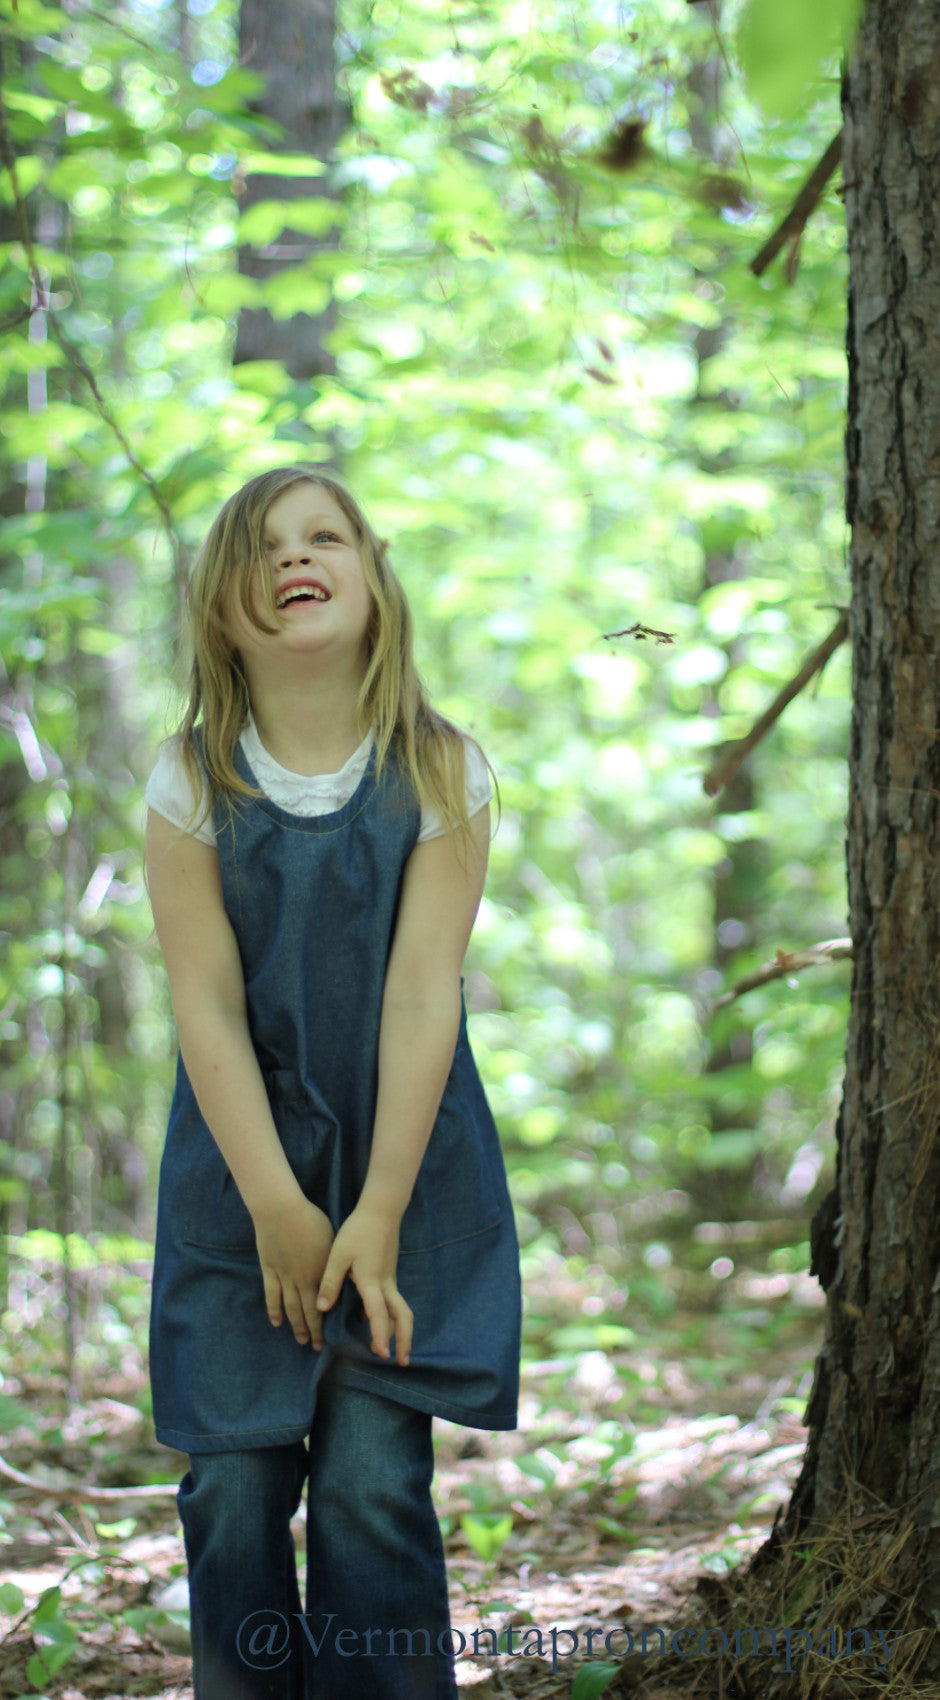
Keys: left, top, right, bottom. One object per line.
{"left": 276, "top": 545, "right": 313, "bottom": 571}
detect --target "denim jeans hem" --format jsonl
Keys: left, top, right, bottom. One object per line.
{"left": 178, "top": 1365, "right": 459, "bottom": 1700}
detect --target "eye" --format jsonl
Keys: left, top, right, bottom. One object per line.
{"left": 312, "top": 530, "right": 341, "bottom": 543}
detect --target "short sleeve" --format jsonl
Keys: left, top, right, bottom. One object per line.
{"left": 144, "top": 737, "right": 216, "bottom": 847}
{"left": 417, "top": 735, "right": 493, "bottom": 843}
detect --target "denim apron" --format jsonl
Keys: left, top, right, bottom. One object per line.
{"left": 149, "top": 736, "right": 521, "bottom": 1454}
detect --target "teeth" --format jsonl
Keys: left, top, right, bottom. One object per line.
{"left": 277, "top": 586, "right": 329, "bottom": 608}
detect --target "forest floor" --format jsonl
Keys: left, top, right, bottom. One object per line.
{"left": 0, "top": 1235, "right": 824, "bottom": 1700}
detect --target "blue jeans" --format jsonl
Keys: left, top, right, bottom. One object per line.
{"left": 178, "top": 1371, "right": 458, "bottom": 1699}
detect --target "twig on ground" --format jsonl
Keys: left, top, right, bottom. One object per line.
{"left": 0, "top": 1452, "right": 178, "bottom": 1502}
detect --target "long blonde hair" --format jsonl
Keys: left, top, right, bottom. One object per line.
{"left": 177, "top": 466, "right": 493, "bottom": 842}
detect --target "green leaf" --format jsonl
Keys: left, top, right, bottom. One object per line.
{"left": 189, "top": 68, "right": 266, "bottom": 116}
{"left": 95, "top": 1516, "right": 137, "bottom": 1539}
{"left": 0, "top": 402, "right": 100, "bottom": 456}
{"left": 26, "top": 1650, "right": 54, "bottom": 1687}
{"left": 27, "top": 1621, "right": 76, "bottom": 1680}
{"left": 32, "top": 1586, "right": 62, "bottom": 1625}
{"left": 35, "top": 61, "right": 89, "bottom": 102}
{"left": 239, "top": 151, "right": 326, "bottom": 178}
{"left": 516, "top": 1450, "right": 563, "bottom": 1486}
{"left": 1, "top": 89, "right": 58, "bottom": 121}
{"left": 571, "top": 1663, "right": 621, "bottom": 1700}
{"left": 34, "top": 1618, "right": 77, "bottom": 1652}
{"left": 596, "top": 1515, "right": 636, "bottom": 1540}
{"left": 75, "top": 625, "right": 127, "bottom": 657}
{"left": 0, "top": 1580, "right": 25, "bottom": 1613}
{"left": 258, "top": 267, "right": 331, "bottom": 318}
{"left": 0, "top": 0, "right": 72, "bottom": 31}
{"left": 45, "top": 155, "right": 114, "bottom": 199}
{"left": 736, "top": 0, "right": 862, "bottom": 117}
{"left": 197, "top": 272, "right": 265, "bottom": 315}
{"left": 0, "top": 155, "right": 45, "bottom": 200}
{"left": 123, "top": 1605, "right": 169, "bottom": 1631}
{"left": 238, "top": 197, "right": 341, "bottom": 245}
{"left": 459, "top": 1512, "right": 513, "bottom": 1564}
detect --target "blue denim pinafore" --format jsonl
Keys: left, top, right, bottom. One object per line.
{"left": 149, "top": 738, "right": 521, "bottom": 1453}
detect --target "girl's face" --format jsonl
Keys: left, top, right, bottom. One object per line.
{"left": 225, "top": 482, "right": 373, "bottom": 674}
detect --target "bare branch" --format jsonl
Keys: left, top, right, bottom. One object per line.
{"left": 711, "top": 939, "right": 854, "bottom": 1012}
{"left": 604, "top": 621, "right": 676, "bottom": 646}
{"left": 0, "top": 1452, "right": 178, "bottom": 1502}
{"left": 703, "top": 610, "right": 848, "bottom": 798}
{"left": 751, "top": 130, "right": 844, "bottom": 279}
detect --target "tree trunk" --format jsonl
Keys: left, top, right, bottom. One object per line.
{"left": 235, "top": 0, "right": 346, "bottom": 380}
{"left": 721, "top": 2, "right": 940, "bottom": 1689}
{"left": 786, "top": 0, "right": 940, "bottom": 1558}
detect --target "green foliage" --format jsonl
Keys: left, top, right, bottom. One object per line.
{"left": 23, "top": 1586, "right": 77, "bottom": 1689}
{"left": 122, "top": 1601, "right": 192, "bottom": 1639}
{"left": 736, "top": 0, "right": 863, "bottom": 117}
{"left": 0, "top": 0, "right": 852, "bottom": 1370}
{"left": 571, "top": 1664, "right": 620, "bottom": 1700}
{"left": 460, "top": 1511, "right": 514, "bottom": 1565}
{"left": 0, "top": 1580, "right": 25, "bottom": 1615}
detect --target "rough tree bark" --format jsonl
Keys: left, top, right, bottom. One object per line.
{"left": 792, "top": 0, "right": 940, "bottom": 1534}
{"left": 743, "top": 0, "right": 940, "bottom": 1688}
{"left": 235, "top": 0, "right": 346, "bottom": 380}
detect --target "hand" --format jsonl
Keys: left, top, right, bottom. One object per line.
{"left": 253, "top": 1192, "right": 335, "bottom": 1348}
{"left": 316, "top": 1204, "right": 413, "bottom": 1366}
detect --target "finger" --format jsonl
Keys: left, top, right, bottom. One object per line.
{"left": 261, "top": 1265, "right": 283, "bottom": 1328}
{"left": 302, "top": 1292, "right": 325, "bottom": 1351}
{"left": 385, "top": 1289, "right": 414, "bottom": 1366}
{"left": 281, "top": 1283, "right": 313, "bottom": 1346}
{"left": 358, "top": 1281, "right": 392, "bottom": 1360}
{"left": 316, "top": 1247, "right": 348, "bottom": 1314}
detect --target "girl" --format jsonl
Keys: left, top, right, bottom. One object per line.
{"left": 144, "top": 467, "right": 521, "bottom": 1700}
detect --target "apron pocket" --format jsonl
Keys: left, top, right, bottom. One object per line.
{"left": 399, "top": 1063, "right": 504, "bottom": 1254}
{"left": 182, "top": 1094, "right": 340, "bottom": 1252}
{"left": 182, "top": 1142, "right": 257, "bottom": 1253}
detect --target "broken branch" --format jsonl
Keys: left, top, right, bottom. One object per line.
{"left": 703, "top": 610, "right": 848, "bottom": 798}
{"left": 712, "top": 938, "right": 853, "bottom": 1011}
{"left": 751, "top": 129, "right": 844, "bottom": 278}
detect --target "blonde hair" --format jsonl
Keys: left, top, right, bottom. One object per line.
{"left": 176, "top": 466, "right": 494, "bottom": 843}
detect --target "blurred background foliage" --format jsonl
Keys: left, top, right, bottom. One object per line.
{"left": 0, "top": 0, "right": 854, "bottom": 1403}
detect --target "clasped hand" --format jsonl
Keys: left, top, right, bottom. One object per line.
{"left": 253, "top": 1194, "right": 412, "bottom": 1366}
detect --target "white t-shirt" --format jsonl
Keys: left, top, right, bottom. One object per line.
{"left": 144, "top": 716, "right": 492, "bottom": 848}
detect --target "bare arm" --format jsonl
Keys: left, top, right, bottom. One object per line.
{"left": 316, "top": 802, "right": 491, "bottom": 1364}
{"left": 145, "top": 808, "right": 334, "bottom": 1347}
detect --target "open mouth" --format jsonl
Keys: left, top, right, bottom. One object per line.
{"left": 276, "top": 583, "right": 331, "bottom": 609}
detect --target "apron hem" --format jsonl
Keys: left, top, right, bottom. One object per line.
{"left": 153, "top": 1420, "right": 316, "bottom": 1454}
{"left": 331, "top": 1361, "right": 519, "bottom": 1431}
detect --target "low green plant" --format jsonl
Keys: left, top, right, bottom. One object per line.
{"left": 459, "top": 1510, "right": 514, "bottom": 1566}
{"left": 0, "top": 1583, "right": 78, "bottom": 1693}
{"left": 571, "top": 1661, "right": 621, "bottom": 1699}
